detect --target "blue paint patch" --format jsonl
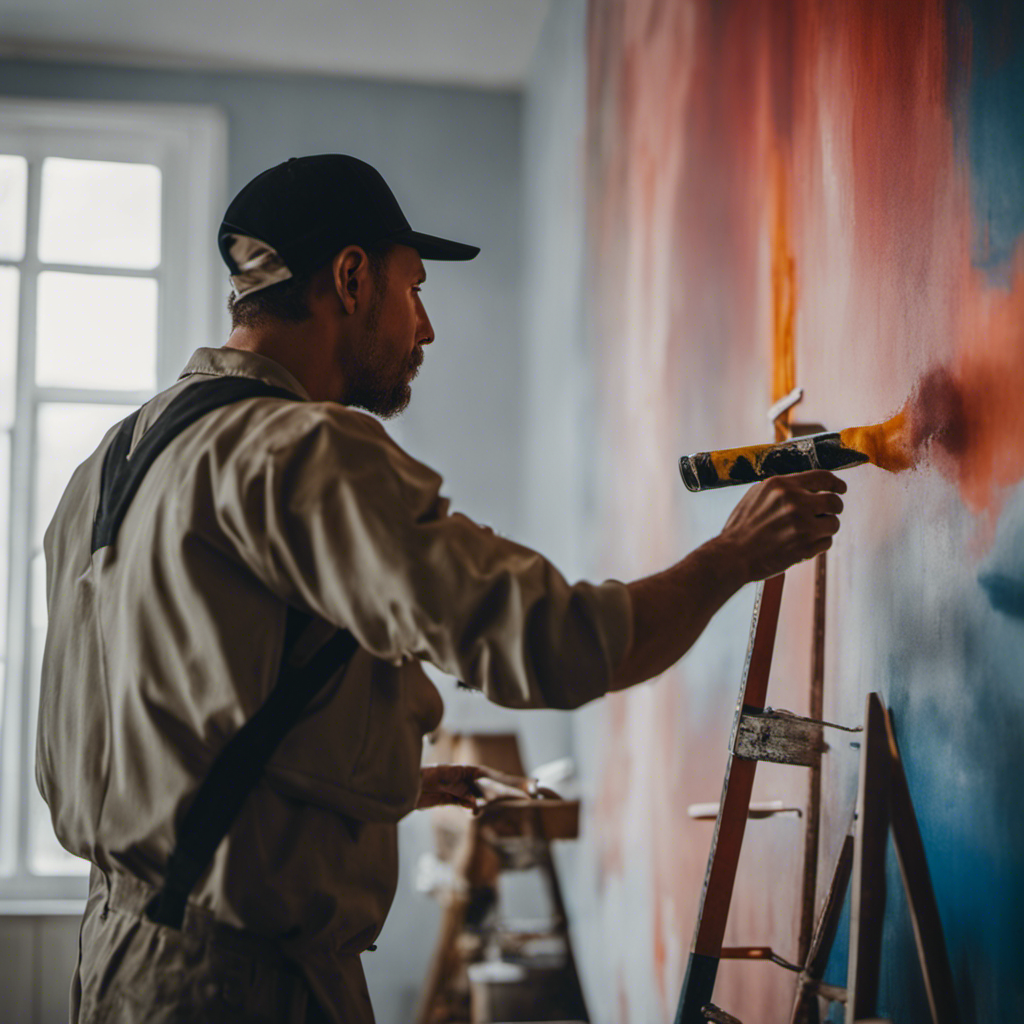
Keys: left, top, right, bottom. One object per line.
{"left": 978, "top": 571, "right": 1024, "bottom": 617}
{"left": 959, "top": 0, "right": 1024, "bottom": 274}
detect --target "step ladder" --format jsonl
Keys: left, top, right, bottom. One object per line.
{"left": 415, "top": 732, "right": 589, "bottom": 1024}
{"left": 672, "top": 568, "right": 961, "bottom": 1023}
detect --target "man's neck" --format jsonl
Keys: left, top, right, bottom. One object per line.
{"left": 224, "top": 324, "right": 343, "bottom": 403}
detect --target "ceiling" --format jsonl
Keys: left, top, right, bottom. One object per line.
{"left": 0, "top": 0, "right": 552, "bottom": 89}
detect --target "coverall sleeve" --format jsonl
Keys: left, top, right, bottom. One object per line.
{"left": 209, "top": 401, "right": 633, "bottom": 710}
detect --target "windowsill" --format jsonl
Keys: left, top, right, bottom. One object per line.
{"left": 0, "top": 898, "right": 87, "bottom": 916}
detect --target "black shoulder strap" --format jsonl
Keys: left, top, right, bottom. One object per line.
{"left": 87, "top": 374, "right": 359, "bottom": 929}
{"left": 93, "top": 376, "right": 301, "bottom": 552}
{"left": 147, "top": 623, "right": 358, "bottom": 929}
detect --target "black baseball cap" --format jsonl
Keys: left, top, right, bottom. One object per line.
{"left": 219, "top": 154, "right": 480, "bottom": 298}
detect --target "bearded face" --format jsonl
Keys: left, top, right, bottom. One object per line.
{"left": 343, "top": 248, "right": 431, "bottom": 419}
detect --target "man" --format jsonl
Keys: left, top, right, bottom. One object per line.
{"left": 37, "top": 154, "right": 845, "bottom": 1023}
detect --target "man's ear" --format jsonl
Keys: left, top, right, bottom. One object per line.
{"left": 332, "top": 246, "right": 370, "bottom": 315}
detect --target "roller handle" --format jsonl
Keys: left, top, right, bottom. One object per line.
{"left": 678, "top": 432, "right": 869, "bottom": 492}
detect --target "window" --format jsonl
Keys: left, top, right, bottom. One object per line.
{"left": 0, "top": 99, "right": 226, "bottom": 910}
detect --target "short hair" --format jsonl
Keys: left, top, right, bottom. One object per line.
{"left": 227, "top": 240, "right": 394, "bottom": 330}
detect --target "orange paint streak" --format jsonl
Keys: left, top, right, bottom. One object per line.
{"left": 771, "top": 149, "right": 797, "bottom": 439}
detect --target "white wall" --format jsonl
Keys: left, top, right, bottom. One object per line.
{"left": 520, "top": 0, "right": 609, "bottom": 1012}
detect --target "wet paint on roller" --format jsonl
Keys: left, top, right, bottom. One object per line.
{"left": 839, "top": 413, "right": 914, "bottom": 475}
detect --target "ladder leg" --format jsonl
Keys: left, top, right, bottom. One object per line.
{"left": 535, "top": 834, "right": 590, "bottom": 1021}
{"left": 675, "top": 574, "right": 786, "bottom": 1024}
{"left": 789, "top": 825, "right": 854, "bottom": 1024}
{"left": 846, "top": 693, "right": 890, "bottom": 1023}
{"left": 798, "top": 552, "right": 828, "bottom": 957}
{"left": 883, "top": 707, "right": 960, "bottom": 1024}
{"left": 675, "top": 953, "right": 721, "bottom": 1024}
{"left": 792, "top": 552, "right": 829, "bottom": 1024}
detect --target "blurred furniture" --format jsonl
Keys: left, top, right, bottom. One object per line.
{"left": 415, "top": 733, "right": 589, "bottom": 1024}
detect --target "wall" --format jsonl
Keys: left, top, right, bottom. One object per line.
{"left": 520, "top": 0, "right": 605, "bottom": 1007}
{"left": 0, "top": 59, "right": 525, "bottom": 1024}
{"left": 573, "top": 1, "right": 1024, "bottom": 1022}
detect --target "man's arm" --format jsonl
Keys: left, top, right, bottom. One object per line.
{"left": 216, "top": 407, "right": 844, "bottom": 709}
{"left": 612, "top": 469, "right": 846, "bottom": 691}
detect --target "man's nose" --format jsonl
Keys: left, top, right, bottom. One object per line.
{"left": 419, "top": 307, "right": 434, "bottom": 346}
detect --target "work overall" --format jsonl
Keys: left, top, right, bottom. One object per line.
{"left": 36, "top": 347, "right": 632, "bottom": 1023}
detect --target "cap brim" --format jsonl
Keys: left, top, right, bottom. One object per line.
{"left": 389, "top": 229, "right": 480, "bottom": 261}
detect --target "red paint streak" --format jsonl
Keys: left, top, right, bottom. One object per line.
{"left": 814, "top": 0, "right": 1024, "bottom": 517}
{"left": 939, "top": 251, "right": 1024, "bottom": 513}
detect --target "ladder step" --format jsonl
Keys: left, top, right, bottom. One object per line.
{"left": 688, "top": 799, "right": 802, "bottom": 820}
{"left": 720, "top": 946, "right": 800, "bottom": 971}
{"left": 734, "top": 707, "right": 828, "bottom": 767}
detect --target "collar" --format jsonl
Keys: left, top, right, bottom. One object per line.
{"left": 179, "top": 347, "right": 312, "bottom": 402}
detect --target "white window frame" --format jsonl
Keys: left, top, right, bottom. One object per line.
{"left": 0, "top": 98, "right": 227, "bottom": 912}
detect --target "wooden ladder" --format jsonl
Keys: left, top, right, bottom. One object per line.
{"left": 673, "top": 569, "right": 960, "bottom": 1024}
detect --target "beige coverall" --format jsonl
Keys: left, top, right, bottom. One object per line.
{"left": 36, "top": 347, "right": 633, "bottom": 1023}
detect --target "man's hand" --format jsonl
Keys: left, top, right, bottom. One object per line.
{"left": 417, "top": 764, "right": 487, "bottom": 810}
{"left": 417, "top": 765, "right": 555, "bottom": 811}
{"left": 717, "top": 469, "right": 847, "bottom": 581}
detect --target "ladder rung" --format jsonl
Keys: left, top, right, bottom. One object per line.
{"left": 720, "top": 946, "right": 800, "bottom": 971}
{"left": 687, "top": 799, "right": 802, "bottom": 820}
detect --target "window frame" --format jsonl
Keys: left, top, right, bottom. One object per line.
{"left": 0, "top": 97, "right": 227, "bottom": 912}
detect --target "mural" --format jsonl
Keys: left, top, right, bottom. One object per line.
{"left": 582, "top": 1, "right": 1024, "bottom": 1021}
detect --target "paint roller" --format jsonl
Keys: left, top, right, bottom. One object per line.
{"left": 678, "top": 416, "right": 911, "bottom": 492}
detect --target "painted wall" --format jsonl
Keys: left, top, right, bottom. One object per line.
{"left": 573, "top": 1, "right": 1024, "bottom": 1022}
{"left": 0, "top": 59, "right": 527, "bottom": 1024}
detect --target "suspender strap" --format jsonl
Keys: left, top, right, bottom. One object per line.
{"left": 147, "top": 624, "right": 359, "bottom": 928}
{"left": 93, "top": 376, "right": 301, "bottom": 552}
{"left": 89, "top": 375, "right": 359, "bottom": 929}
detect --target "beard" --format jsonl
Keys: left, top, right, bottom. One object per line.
{"left": 344, "top": 287, "right": 424, "bottom": 420}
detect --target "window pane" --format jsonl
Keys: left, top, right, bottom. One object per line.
{"left": 27, "top": 551, "right": 89, "bottom": 876}
{"left": 0, "top": 155, "right": 28, "bottom": 261}
{"left": 0, "top": 266, "right": 17, "bottom": 427}
{"left": 34, "top": 402, "right": 135, "bottom": 548}
{"left": 29, "top": 406, "right": 128, "bottom": 875}
{"left": 0, "top": 656, "right": 7, "bottom": 877}
{"left": 0, "top": 434, "right": 8, "bottom": 665}
{"left": 0, "top": 439, "right": 7, "bottom": 877}
{"left": 39, "top": 157, "right": 161, "bottom": 270}
{"left": 36, "top": 271, "right": 158, "bottom": 391}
